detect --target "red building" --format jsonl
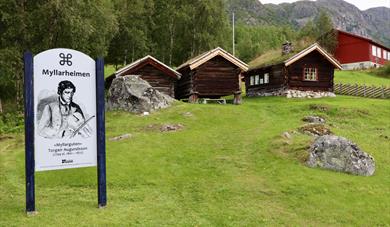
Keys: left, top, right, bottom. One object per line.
{"left": 335, "top": 30, "right": 390, "bottom": 70}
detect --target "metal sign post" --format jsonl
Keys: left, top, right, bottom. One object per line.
{"left": 96, "top": 58, "right": 106, "bottom": 207}
{"left": 24, "top": 52, "right": 35, "bottom": 214}
{"left": 23, "top": 49, "right": 106, "bottom": 214}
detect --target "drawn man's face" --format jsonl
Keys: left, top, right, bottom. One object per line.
{"left": 61, "top": 88, "right": 74, "bottom": 104}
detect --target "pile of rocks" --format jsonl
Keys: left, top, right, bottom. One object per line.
{"left": 286, "top": 90, "right": 336, "bottom": 99}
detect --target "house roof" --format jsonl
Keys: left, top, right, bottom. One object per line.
{"left": 249, "top": 43, "right": 342, "bottom": 71}
{"left": 337, "top": 29, "right": 390, "bottom": 51}
{"left": 115, "top": 55, "right": 181, "bottom": 79}
{"left": 285, "top": 43, "right": 342, "bottom": 69}
{"left": 177, "top": 47, "right": 249, "bottom": 72}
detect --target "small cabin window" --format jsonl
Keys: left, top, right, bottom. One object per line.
{"left": 255, "top": 75, "right": 260, "bottom": 85}
{"left": 264, "top": 73, "right": 269, "bottom": 84}
{"left": 388, "top": 52, "right": 390, "bottom": 60}
{"left": 372, "top": 46, "right": 377, "bottom": 57}
{"left": 303, "top": 68, "right": 317, "bottom": 81}
{"left": 250, "top": 76, "right": 255, "bottom": 86}
{"left": 378, "top": 48, "right": 382, "bottom": 58}
{"left": 260, "top": 78, "right": 264, "bottom": 84}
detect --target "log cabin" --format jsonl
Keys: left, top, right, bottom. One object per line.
{"left": 245, "top": 43, "right": 342, "bottom": 97}
{"left": 175, "top": 47, "right": 248, "bottom": 104}
{"left": 105, "top": 55, "right": 181, "bottom": 97}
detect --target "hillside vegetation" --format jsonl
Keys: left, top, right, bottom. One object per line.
{"left": 334, "top": 70, "right": 390, "bottom": 87}
{"left": 1, "top": 96, "right": 389, "bottom": 226}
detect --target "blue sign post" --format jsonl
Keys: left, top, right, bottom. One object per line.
{"left": 96, "top": 58, "right": 107, "bottom": 207}
{"left": 23, "top": 49, "right": 106, "bottom": 214}
{"left": 24, "top": 52, "right": 35, "bottom": 213}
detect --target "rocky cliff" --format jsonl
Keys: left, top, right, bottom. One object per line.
{"left": 225, "top": 0, "right": 390, "bottom": 46}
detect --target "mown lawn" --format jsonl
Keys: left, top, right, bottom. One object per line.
{"left": 334, "top": 70, "right": 390, "bottom": 87}
{"left": 1, "top": 96, "right": 389, "bottom": 226}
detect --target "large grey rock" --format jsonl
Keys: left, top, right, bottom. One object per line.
{"left": 107, "top": 75, "right": 175, "bottom": 113}
{"left": 302, "top": 116, "right": 326, "bottom": 124}
{"left": 307, "top": 135, "right": 375, "bottom": 176}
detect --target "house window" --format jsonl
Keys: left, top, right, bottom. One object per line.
{"left": 388, "top": 52, "right": 390, "bottom": 61}
{"left": 249, "top": 73, "right": 270, "bottom": 86}
{"left": 303, "top": 68, "right": 317, "bottom": 81}
{"left": 250, "top": 76, "right": 255, "bottom": 86}
{"left": 264, "top": 73, "right": 269, "bottom": 83}
{"left": 378, "top": 48, "right": 382, "bottom": 58}
{"left": 372, "top": 46, "right": 377, "bottom": 57}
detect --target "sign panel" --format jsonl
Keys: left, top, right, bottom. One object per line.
{"left": 34, "top": 49, "right": 97, "bottom": 171}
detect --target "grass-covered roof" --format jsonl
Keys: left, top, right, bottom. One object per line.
{"left": 248, "top": 39, "right": 314, "bottom": 70}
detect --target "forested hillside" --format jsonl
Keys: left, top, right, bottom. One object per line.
{"left": 0, "top": 0, "right": 377, "bottom": 112}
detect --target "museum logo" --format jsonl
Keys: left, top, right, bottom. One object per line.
{"left": 62, "top": 159, "right": 74, "bottom": 164}
{"left": 59, "top": 53, "right": 72, "bottom": 66}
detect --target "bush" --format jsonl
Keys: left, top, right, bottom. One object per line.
{"left": 370, "top": 62, "right": 390, "bottom": 78}
{"left": 0, "top": 112, "right": 24, "bottom": 134}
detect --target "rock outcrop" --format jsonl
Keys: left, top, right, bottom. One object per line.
{"left": 107, "top": 75, "right": 175, "bottom": 113}
{"left": 307, "top": 135, "right": 375, "bottom": 176}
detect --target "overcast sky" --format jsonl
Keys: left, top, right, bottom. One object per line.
{"left": 260, "top": 0, "right": 390, "bottom": 10}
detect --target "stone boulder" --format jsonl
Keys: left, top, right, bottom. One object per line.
{"left": 302, "top": 116, "right": 326, "bottom": 124}
{"left": 307, "top": 135, "right": 375, "bottom": 176}
{"left": 107, "top": 75, "right": 175, "bottom": 113}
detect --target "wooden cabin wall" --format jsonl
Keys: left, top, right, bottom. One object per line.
{"left": 193, "top": 56, "right": 241, "bottom": 98}
{"left": 122, "top": 64, "right": 176, "bottom": 97}
{"left": 245, "top": 64, "right": 285, "bottom": 96}
{"left": 287, "top": 51, "right": 334, "bottom": 91}
{"left": 175, "top": 67, "right": 193, "bottom": 99}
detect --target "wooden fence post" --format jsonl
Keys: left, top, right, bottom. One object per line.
{"left": 355, "top": 83, "right": 358, "bottom": 96}
{"left": 363, "top": 84, "right": 366, "bottom": 97}
{"left": 339, "top": 83, "right": 342, "bottom": 94}
{"left": 382, "top": 86, "right": 385, "bottom": 99}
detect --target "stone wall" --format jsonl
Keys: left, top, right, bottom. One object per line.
{"left": 246, "top": 87, "right": 286, "bottom": 97}
{"left": 247, "top": 88, "right": 336, "bottom": 99}
{"left": 286, "top": 90, "right": 336, "bottom": 98}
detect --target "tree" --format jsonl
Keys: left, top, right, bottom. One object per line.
{"left": 315, "top": 11, "right": 338, "bottom": 54}
{"left": 0, "top": 0, "right": 118, "bottom": 111}
{"left": 106, "top": 0, "right": 154, "bottom": 68}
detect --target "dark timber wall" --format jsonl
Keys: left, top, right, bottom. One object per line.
{"left": 287, "top": 51, "right": 334, "bottom": 92}
{"left": 176, "top": 56, "right": 241, "bottom": 99}
{"left": 118, "top": 63, "right": 176, "bottom": 97}
{"left": 245, "top": 64, "right": 285, "bottom": 96}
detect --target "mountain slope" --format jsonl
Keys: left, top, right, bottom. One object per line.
{"left": 225, "top": 0, "right": 390, "bottom": 46}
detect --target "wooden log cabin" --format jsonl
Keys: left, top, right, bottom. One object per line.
{"left": 245, "top": 43, "right": 342, "bottom": 97}
{"left": 175, "top": 47, "right": 248, "bottom": 104}
{"left": 105, "top": 55, "right": 181, "bottom": 97}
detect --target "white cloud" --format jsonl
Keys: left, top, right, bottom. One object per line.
{"left": 259, "top": 0, "right": 390, "bottom": 10}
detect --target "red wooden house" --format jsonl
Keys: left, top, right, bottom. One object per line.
{"left": 334, "top": 30, "right": 390, "bottom": 70}
{"left": 105, "top": 55, "right": 181, "bottom": 97}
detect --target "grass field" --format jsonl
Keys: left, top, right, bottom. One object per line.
{"left": 334, "top": 70, "right": 390, "bottom": 87}
{"left": 1, "top": 96, "right": 389, "bottom": 226}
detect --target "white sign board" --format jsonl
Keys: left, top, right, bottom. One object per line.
{"left": 34, "top": 48, "right": 97, "bottom": 171}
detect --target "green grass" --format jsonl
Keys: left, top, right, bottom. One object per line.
{"left": 1, "top": 96, "right": 390, "bottom": 226}
{"left": 334, "top": 70, "right": 390, "bottom": 87}
{"left": 104, "top": 65, "right": 117, "bottom": 79}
